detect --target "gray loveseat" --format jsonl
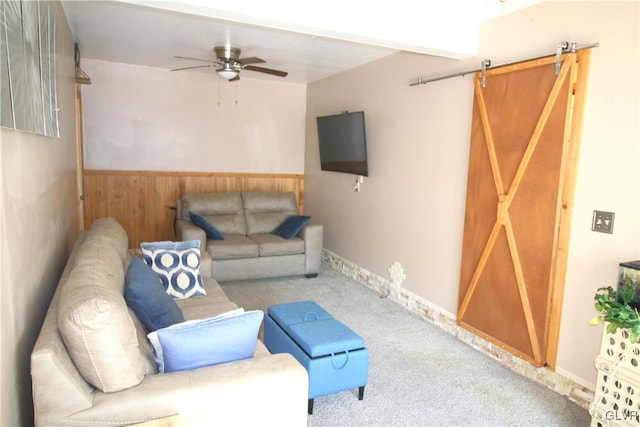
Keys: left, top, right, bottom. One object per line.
{"left": 31, "top": 217, "right": 308, "bottom": 426}
{"left": 176, "top": 191, "right": 323, "bottom": 282}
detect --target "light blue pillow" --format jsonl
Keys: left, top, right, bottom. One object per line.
{"left": 147, "top": 310, "right": 264, "bottom": 373}
{"left": 124, "top": 257, "right": 184, "bottom": 332}
{"left": 272, "top": 215, "right": 311, "bottom": 239}
{"left": 140, "top": 240, "right": 206, "bottom": 299}
{"left": 189, "top": 211, "right": 224, "bottom": 240}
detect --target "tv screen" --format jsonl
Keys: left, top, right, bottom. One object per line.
{"left": 316, "top": 111, "right": 368, "bottom": 176}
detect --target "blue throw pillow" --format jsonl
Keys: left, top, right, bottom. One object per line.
{"left": 140, "top": 240, "right": 206, "bottom": 299}
{"left": 272, "top": 215, "right": 311, "bottom": 239}
{"left": 147, "top": 310, "right": 264, "bottom": 373}
{"left": 189, "top": 211, "right": 224, "bottom": 240}
{"left": 124, "top": 257, "right": 184, "bottom": 332}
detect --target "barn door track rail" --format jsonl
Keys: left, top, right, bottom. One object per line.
{"left": 409, "top": 41, "right": 599, "bottom": 88}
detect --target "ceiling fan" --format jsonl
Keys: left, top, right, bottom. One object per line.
{"left": 171, "top": 45, "right": 288, "bottom": 81}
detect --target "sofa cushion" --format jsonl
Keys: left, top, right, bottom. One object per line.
{"left": 73, "top": 235, "right": 125, "bottom": 278}
{"left": 181, "top": 192, "right": 242, "bottom": 218}
{"left": 58, "top": 263, "right": 148, "bottom": 392}
{"left": 128, "top": 306, "right": 160, "bottom": 374}
{"left": 82, "top": 217, "right": 129, "bottom": 262}
{"left": 124, "top": 257, "right": 185, "bottom": 332}
{"left": 182, "top": 192, "right": 247, "bottom": 234}
{"left": 243, "top": 192, "right": 299, "bottom": 234}
{"left": 180, "top": 301, "right": 241, "bottom": 321}
{"left": 147, "top": 309, "right": 263, "bottom": 373}
{"left": 202, "top": 213, "right": 246, "bottom": 235}
{"left": 242, "top": 192, "right": 299, "bottom": 213}
{"left": 189, "top": 211, "right": 224, "bottom": 240}
{"left": 205, "top": 234, "right": 259, "bottom": 260}
{"left": 249, "top": 233, "right": 305, "bottom": 257}
{"left": 180, "top": 277, "right": 229, "bottom": 305}
{"left": 176, "top": 278, "right": 239, "bottom": 320}
{"left": 272, "top": 215, "right": 311, "bottom": 239}
{"left": 141, "top": 240, "right": 207, "bottom": 299}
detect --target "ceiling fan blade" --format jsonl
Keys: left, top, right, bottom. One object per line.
{"left": 242, "top": 65, "right": 288, "bottom": 77}
{"left": 237, "top": 56, "right": 266, "bottom": 65}
{"left": 174, "top": 55, "right": 217, "bottom": 63}
{"left": 170, "top": 65, "right": 213, "bottom": 71}
{"left": 229, "top": 75, "right": 240, "bottom": 82}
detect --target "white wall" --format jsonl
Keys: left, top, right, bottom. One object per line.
{"left": 305, "top": 1, "right": 639, "bottom": 390}
{"left": 81, "top": 60, "right": 307, "bottom": 173}
{"left": 0, "top": 2, "right": 79, "bottom": 426}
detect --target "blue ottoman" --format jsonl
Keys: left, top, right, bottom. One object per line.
{"left": 264, "top": 300, "right": 369, "bottom": 414}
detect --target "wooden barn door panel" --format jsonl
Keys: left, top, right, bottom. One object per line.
{"left": 457, "top": 51, "right": 590, "bottom": 367}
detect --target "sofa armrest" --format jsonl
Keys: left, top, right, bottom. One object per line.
{"left": 68, "top": 354, "right": 308, "bottom": 426}
{"left": 300, "top": 223, "right": 323, "bottom": 275}
{"left": 199, "top": 251, "right": 213, "bottom": 278}
{"left": 176, "top": 219, "right": 206, "bottom": 248}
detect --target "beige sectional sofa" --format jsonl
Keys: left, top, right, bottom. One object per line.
{"left": 31, "top": 217, "right": 308, "bottom": 427}
{"left": 176, "top": 191, "right": 323, "bottom": 282}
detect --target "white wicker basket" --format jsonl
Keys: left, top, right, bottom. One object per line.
{"left": 589, "top": 327, "right": 640, "bottom": 427}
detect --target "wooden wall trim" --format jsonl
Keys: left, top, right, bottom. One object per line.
{"left": 83, "top": 170, "right": 305, "bottom": 248}
{"left": 85, "top": 169, "right": 304, "bottom": 179}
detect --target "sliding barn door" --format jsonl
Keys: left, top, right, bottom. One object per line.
{"left": 457, "top": 50, "right": 591, "bottom": 368}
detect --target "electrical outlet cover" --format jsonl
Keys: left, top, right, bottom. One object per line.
{"left": 592, "top": 210, "right": 614, "bottom": 234}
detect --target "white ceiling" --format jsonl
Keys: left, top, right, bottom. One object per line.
{"left": 61, "top": 0, "right": 544, "bottom": 84}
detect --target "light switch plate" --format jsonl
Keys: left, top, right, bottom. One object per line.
{"left": 592, "top": 210, "right": 614, "bottom": 234}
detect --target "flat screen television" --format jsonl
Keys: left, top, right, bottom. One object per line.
{"left": 316, "top": 111, "right": 368, "bottom": 176}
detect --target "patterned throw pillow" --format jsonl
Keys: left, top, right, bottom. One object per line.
{"left": 140, "top": 240, "right": 206, "bottom": 299}
{"left": 147, "top": 309, "right": 263, "bottom": 373}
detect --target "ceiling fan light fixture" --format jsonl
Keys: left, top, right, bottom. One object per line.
{"left": 217, "top": 63, "right": 239, "bottom": 80}
{"left": 217, "top": 69, "right": 238, "bottom": 80}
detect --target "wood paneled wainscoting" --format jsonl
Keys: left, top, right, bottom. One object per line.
{"left": 83, "top": 170, "right": 305, "bottom": 248}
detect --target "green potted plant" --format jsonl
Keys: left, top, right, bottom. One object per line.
{"left": 590, "top": 275, "right": 640, "bottom": 343}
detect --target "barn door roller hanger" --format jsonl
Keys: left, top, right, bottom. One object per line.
{"left": 409, "top": 41, "right": 599, "bottom": 88}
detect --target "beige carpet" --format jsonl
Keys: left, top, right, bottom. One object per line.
{"left": 220, "top": 264, "right": 591, "bottom": 427}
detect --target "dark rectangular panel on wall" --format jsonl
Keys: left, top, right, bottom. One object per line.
{"left": 83, "top": 170, "right": 305, "bottom": 248}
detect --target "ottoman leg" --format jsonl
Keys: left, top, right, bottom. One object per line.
{"left": 358, "top": 386, "right": 365, "bottom": 401}
{"left": 308, "top": 399, "right": 314, "bottom": 415}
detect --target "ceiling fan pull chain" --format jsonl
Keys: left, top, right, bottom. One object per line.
{"left": 217, "top": 78, "right": 221, "bottom": 107}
